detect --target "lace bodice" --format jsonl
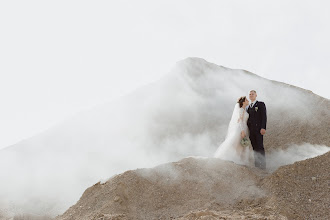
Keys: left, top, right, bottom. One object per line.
{"left": 238, "top": 107, "right": 249, "bottom": 131}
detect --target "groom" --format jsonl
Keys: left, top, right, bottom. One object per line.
{"left": 247, "top": 90, "right": 267, "bottom": 169}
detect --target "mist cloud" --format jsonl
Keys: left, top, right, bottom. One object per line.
{"left": 267, "top": 143, "right": 330, "bottom": 170}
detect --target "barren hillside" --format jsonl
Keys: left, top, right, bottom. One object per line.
{"left": 56, "top": 151, "right": 330, "bottom": 219}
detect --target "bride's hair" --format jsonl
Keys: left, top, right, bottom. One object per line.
{"left": 237, "top": 96, "right": 246, "bottom": 108}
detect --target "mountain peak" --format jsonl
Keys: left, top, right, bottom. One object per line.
{"left": 172, "top": 57, "right": 227, "bottom": 77}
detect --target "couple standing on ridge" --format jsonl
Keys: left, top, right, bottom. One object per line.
{"left": 214, "top": 90, "right": 267, "bottom": 170}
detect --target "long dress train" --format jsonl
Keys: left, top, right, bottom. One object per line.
{"left": 214, "top": 103, "right": 252, "bottom": 166}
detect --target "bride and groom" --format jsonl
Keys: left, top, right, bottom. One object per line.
{"left": 214, "top": 90, "right": 267, "bottom": 169}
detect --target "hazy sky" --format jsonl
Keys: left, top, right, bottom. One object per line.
{"left": 0, "top": 0, "right": 329, "bottom": 149}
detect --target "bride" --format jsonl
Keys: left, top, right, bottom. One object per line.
{"left": 214, "top": 96, "right": 252, "bottom": 165}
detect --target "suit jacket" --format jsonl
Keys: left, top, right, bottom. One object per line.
{"left": 247, "top": 101, "right": 267, "bottom": 132}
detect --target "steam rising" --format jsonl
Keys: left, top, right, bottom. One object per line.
{"left": 267, "top": 143, "right": 330, "bottom": 170}
{"left": 0, "top": 58, "right": 329, "bottom": 217}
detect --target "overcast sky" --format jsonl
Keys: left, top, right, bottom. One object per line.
{"left": 0, "top": 0, "right": 329, "bottom": 149}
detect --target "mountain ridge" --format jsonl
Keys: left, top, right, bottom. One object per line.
{"left": 2, "top": 57, "right": 328, "bottom": 152}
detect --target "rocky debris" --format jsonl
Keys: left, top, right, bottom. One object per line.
{"left": 56, "top": 151, "right": 330, "bottom": 219}
{"left": 175, "top": 208, "right": 287, "bottom": 220}
{"left": 262, "top": 151, "right": 330, "bottom": 219}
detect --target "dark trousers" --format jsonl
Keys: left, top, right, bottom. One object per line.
{"left": 249, "top": 130, "right": 266, "bottom": 169}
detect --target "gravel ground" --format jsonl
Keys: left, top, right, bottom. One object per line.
{"left": 55, "top": 151, "right": 329, "bottom": 220}
{"left": 262, "top": 151, "right": 330, "bottom": 219}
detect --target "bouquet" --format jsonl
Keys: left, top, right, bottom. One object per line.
{"left": 240, "top": 137, "right": 251, "bottom": 147}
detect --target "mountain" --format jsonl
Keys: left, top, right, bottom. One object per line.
{"left": 55, "top": 152, "right": 330, "bottom": 220}
{"left": 0, "top": 57, "right": 329, "bottom": 217}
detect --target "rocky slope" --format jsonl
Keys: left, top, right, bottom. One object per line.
{"left": 56, "top": 151, "right": 330, "bottom": 220}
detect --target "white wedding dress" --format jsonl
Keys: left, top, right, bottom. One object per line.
{"left": 214, "top": 103, "right": 252, "bottom": 166}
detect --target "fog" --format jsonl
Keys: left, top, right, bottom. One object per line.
{"left": 267, "top": 143, "right": 330, "bottom": 170}
{"left": 0, "top": 58, "right": 329, "bottom": 217}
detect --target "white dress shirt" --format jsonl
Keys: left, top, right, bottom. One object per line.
{"left": 250, "top": 100, "right": 257, "bottom": 108}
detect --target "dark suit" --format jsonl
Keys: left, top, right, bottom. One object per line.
{"left": 247, "top": 101, "right": 267, "bottom": 169}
